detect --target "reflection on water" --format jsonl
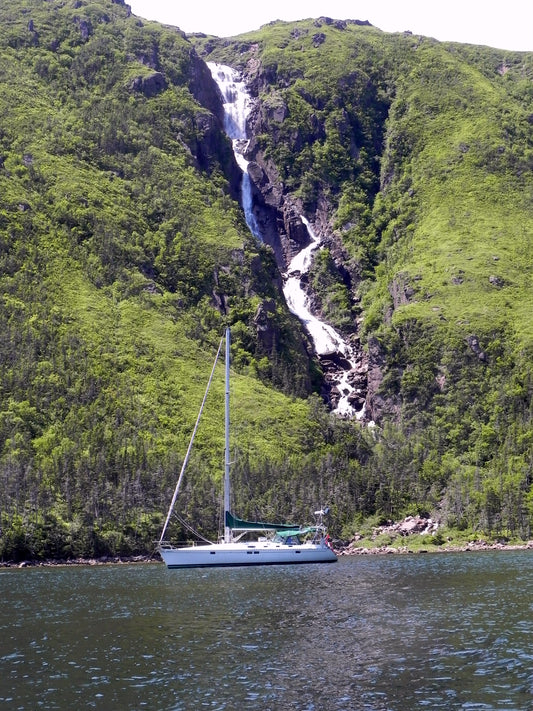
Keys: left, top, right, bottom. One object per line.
{"left": 1, "top": 552, "right": 532, "bottom": 710}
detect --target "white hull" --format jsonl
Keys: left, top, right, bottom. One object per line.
{"left": 159, "top": 540, "right": 337, "bottom": 568}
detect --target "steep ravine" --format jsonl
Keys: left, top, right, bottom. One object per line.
{"left": 207, "top": 62, "right": 369, "bottom": 418}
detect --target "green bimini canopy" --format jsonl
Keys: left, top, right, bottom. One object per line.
{"left": 275, "top": 527, "right": 316, "bottom": 538}
{"left": 225, "top": 511, "right": 298, "bottom": 532}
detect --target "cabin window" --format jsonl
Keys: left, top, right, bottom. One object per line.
{"left": 284, "top": 536, "right": 301, "bottom": 546}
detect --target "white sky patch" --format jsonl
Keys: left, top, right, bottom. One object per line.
{"left": 127, "top": 0, "right": 532, "bottom": 52}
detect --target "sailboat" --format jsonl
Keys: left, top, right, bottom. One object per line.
{"left": 157, "top": 328, "right": 337, "bottom": 568}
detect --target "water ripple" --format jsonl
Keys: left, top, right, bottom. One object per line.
{"left": 1, "top": 553, "right": 533, "bottom": 709}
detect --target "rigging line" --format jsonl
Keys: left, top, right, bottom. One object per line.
{"left": 158, "top": 333, "right": 225, "bottom": 544}
{"left": 172, "top": 511, "right": 213, "bottom": 545}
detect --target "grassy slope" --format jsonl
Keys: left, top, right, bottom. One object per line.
{"left": 381, "top": 40, "right": 533, "bottom": 342}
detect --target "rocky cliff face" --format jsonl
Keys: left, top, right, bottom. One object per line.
{"left": 210, "top": 54, "right": 372, "bottom": 419}
{"left": 187, "top": 51, "right": 243, "bottom": 199}
{"left": 244, "top": 144, "right": 310, "bottom": 270}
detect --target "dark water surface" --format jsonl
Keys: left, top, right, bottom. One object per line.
{"left": 1, "top": 551, "right": 532, "bottom": 710}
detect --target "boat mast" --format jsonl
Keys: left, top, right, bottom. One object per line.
{"left": 224, "top": 327, "right": 231, "bottom": 543}
{"left": 158, "top": 334, "right": 224, "bottom": 545}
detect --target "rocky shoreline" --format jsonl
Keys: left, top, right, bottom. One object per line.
{"left": 2, "top": 518, "right": 533, "bottom": 567}
{"left": 336, "top": 515, "right": 533, "bottom": 556}
{"left": 0, "top": 554, "right": 159, "bottom": 569}
{"left": 336, "top": 540, "right": 533, "bottom": 556}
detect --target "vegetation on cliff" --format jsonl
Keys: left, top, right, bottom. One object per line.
{"left": 1, "top": 4, "right": 532, "bottom": 560}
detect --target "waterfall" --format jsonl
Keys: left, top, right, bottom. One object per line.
{"left": 208, "top": 63, "right": 365, "bottom": 418}
{"left": 207, "top": 63, "right": 262, "bottom": 241}
{"left": 283, "top": 217, "right": 347, "bottom": 357}
{"left": 284, "top": 218, "right": 363, "bottom": 418}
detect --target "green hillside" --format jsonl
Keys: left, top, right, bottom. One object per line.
{"left": 0, "top": 4, "right": 532, "bottom": 560}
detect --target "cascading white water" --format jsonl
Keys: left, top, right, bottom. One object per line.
{"left": 208, "top": 63, "right": 364, "bottom": 418}
{"left": 284, "top": 217, "right": 348, "bottom": 356}
{"left": 207, "top": 62, "right": 262, "bottom": 241}
{"left": 283, "top": 218, "right": 362, "bottom": 418}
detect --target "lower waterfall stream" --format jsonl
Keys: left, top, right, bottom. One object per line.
{"left": 208, "top": 62, "right": 365, "bottom": 417}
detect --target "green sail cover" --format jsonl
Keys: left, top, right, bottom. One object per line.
{"left": 225, "top": 511, "right": 298, "bottom": 532}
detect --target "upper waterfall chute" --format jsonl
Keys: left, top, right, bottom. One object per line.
{"left": 208, "top": 63, "right": 251, "bottom": 141}
{"left": 208, "top": 62, "right": 262, "bottom": 241}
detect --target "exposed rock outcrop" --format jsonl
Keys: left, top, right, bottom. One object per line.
{"left": 389, "top": 272, "right": 416, "bottom": 308}
{"left": 366, "top": 336, "right": 402, "bottom": 422}
{"left": 253, "top": 299, "right": 278, "bottom": 352}
{"left": 74, "top": 17, "right": 92, "bottom": 41}
{"left": 188, "top": 50, "right": 225, "bottom": 123}
{"left": 129, "top": 71, "right": 166, "bottom": 97}
{"left": 466, "top": 334, "right": 487, "bottom": 362}
{"left": 187, "top": 51, "right": 242, "bottom": 198}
